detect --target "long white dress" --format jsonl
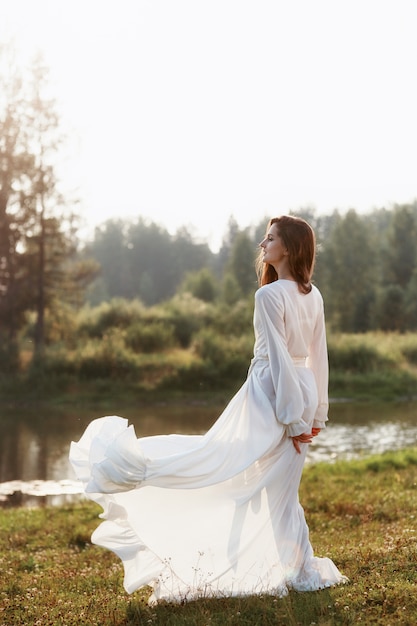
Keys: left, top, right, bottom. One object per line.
{"left": 69, "top": 279, "right": 347, "bottom": 603}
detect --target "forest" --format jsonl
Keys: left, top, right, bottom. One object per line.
{"left": 84, "top": 202, "right": 417, "bottom": 334}
{"left": 1, "top": 43, "right": 417, "bottom": 398}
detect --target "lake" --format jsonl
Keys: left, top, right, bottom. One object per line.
{"left": 1, "top": 399, "right": 416, "bottom": 507}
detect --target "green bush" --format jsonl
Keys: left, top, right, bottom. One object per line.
{"left": 164, "top": 360, "right": 218, "bottom": 391}
{"left": 194, "top": 328, "right": 226, "bottom": 366}
{"left": 180, "top": 268, "right": 218, "bottom": 302}
{"left": 163, "top": 294, "right": 214, "bottom": 348}
{"left": 125, "top": 321, "right": 176, "bottom": 353}
{"left": 328, "top": 335, "right": 394, "bottom": 373}
{"left": 211, "top": 299, "right": 253, "bottom": 337}
{"left": 0, "top": 335, "right": 20, "bottom": 373}
{"left": 78, "top": 298, "right": 145, "bottom": 338}
{"left": 403, "top": 346, "right": 417, "bottom": 365}
{"left": 75, "top": 330, "right": 139, "bottom": 380}
{"left": 133, "top": 354, "right": 180, "bottom": 390}
{"left": 329, "top": 369, "right": 417, "bottom": 401}
{"left": 31, "top": 346, "right": 78, "bottom": 377}
{"left": 401, "top": 336, "right": 417, "bottom": 365}
{"left": 193, "top": 328, "right": 252, "bottom": 381}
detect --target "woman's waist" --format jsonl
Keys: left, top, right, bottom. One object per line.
{"left": 251, "top": 354, "right": 307, "bottom": 367}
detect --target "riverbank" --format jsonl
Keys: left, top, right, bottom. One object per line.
{"left": 1, "top": 366, "right": 417, "bottom": 413}
{"left": 1, "top": 330, "right": 417, "bottom": 410}
{"left": 1, "top": 448, "right": 416, "bottom": 625}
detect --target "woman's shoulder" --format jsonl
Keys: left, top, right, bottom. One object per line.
{"left": 254, "top": 281, "right": 292, "bottom": 306}
{"left": 307, "top": 284, "right": 325, "bottom": 313}
{"left": 255, "top": 280, "right": 285, "bottom": 297}
{"left": 310, "top": 283, "right": 324, "bottom": 301}
{"left": 256, "top": 281, "right": 324, "bottom": 303}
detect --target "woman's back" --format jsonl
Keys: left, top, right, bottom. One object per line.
{"left": 253, "top": 279, "right": 325, "bottom": 360}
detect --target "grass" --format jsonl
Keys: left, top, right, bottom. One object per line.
{"left": 1, "top": 449, "right": 417, "bottom": 625}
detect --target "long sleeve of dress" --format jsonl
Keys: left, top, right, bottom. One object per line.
{"left": 306, "top": 296, "right": 329, "bottom": 430}
{"left": 254, "top": 287, "right": 308, "bottom": 438}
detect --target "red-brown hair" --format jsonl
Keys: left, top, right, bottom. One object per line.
{"left": 256, "top": 215, "right": 316, "bottom": 294}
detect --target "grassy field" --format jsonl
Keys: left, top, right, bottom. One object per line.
{"left": 1, "top": 449, "right": 417, "bottom": 625}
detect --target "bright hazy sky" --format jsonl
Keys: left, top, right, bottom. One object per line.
{"left": 2, "top": 0, "right": 417, "bottom": 249}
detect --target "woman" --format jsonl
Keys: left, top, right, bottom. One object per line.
{"left": 70, "top": 215, "right": 347, "bottom": 603}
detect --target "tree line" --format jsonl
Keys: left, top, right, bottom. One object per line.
{"left": 85, "top": 203, "right": 417, "bottom": 334}
{"left": 312, "top": 205, "right": 417, "bottom": 332}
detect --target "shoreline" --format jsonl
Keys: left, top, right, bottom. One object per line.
{"left": 1, "top": 379, "right": 417, "bottom": 412}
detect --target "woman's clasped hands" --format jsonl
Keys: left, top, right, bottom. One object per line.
{"left": 291, "top": 428, "right": 321, "bottom": 453}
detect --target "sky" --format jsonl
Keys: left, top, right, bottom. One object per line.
{"left": 2, "top": 0, "right": 417, "bottom": 250}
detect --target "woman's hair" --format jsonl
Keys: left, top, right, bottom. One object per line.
{"left": 256, "top": 215, "right": 316, "bottom": 294}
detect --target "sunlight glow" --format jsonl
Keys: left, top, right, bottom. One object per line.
{"left": 2, "top": 0, "right": 417, "bottom": 249}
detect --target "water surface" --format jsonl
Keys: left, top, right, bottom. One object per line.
{"left": 1, "top": 399, "right": 416, "bottom": 507}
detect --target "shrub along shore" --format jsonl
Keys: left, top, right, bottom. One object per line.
{"left": 1, "top": 448, "right": 416, "bottom": 625}
{"left": 1, "top": 329, "right": 417, "bottom": 408}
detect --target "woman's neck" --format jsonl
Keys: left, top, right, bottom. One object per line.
{"left": 273, "top": 260, "right": 294, "bottom": 281}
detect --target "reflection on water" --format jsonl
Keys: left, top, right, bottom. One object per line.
{"left": 0, "top": 400, "right": 416, "bottom": 507}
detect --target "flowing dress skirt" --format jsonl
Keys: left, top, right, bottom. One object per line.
{"left": 69, "top": 360, "right": 347, "bottom": 603}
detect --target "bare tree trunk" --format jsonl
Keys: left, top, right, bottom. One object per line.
{"left": 34, "top": 196, "right": 45, "bottom": 358}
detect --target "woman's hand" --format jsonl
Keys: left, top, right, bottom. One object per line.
{"left": 291, "top": 428, "right": 321, "bottom": 453}
{"left": 291, "top": 432, "right": 313, "bottom": 453}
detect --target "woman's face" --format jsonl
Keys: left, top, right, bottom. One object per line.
{"left": 260, "top": 224, "right": 288, "bottom": 267}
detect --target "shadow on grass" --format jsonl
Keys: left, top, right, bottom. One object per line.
{"left": 125, "top": 587, "right": 337, "bottom": 626}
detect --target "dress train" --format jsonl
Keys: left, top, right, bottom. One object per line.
{"left": 70, "top": 372, "right": 347, "bottom": 603}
